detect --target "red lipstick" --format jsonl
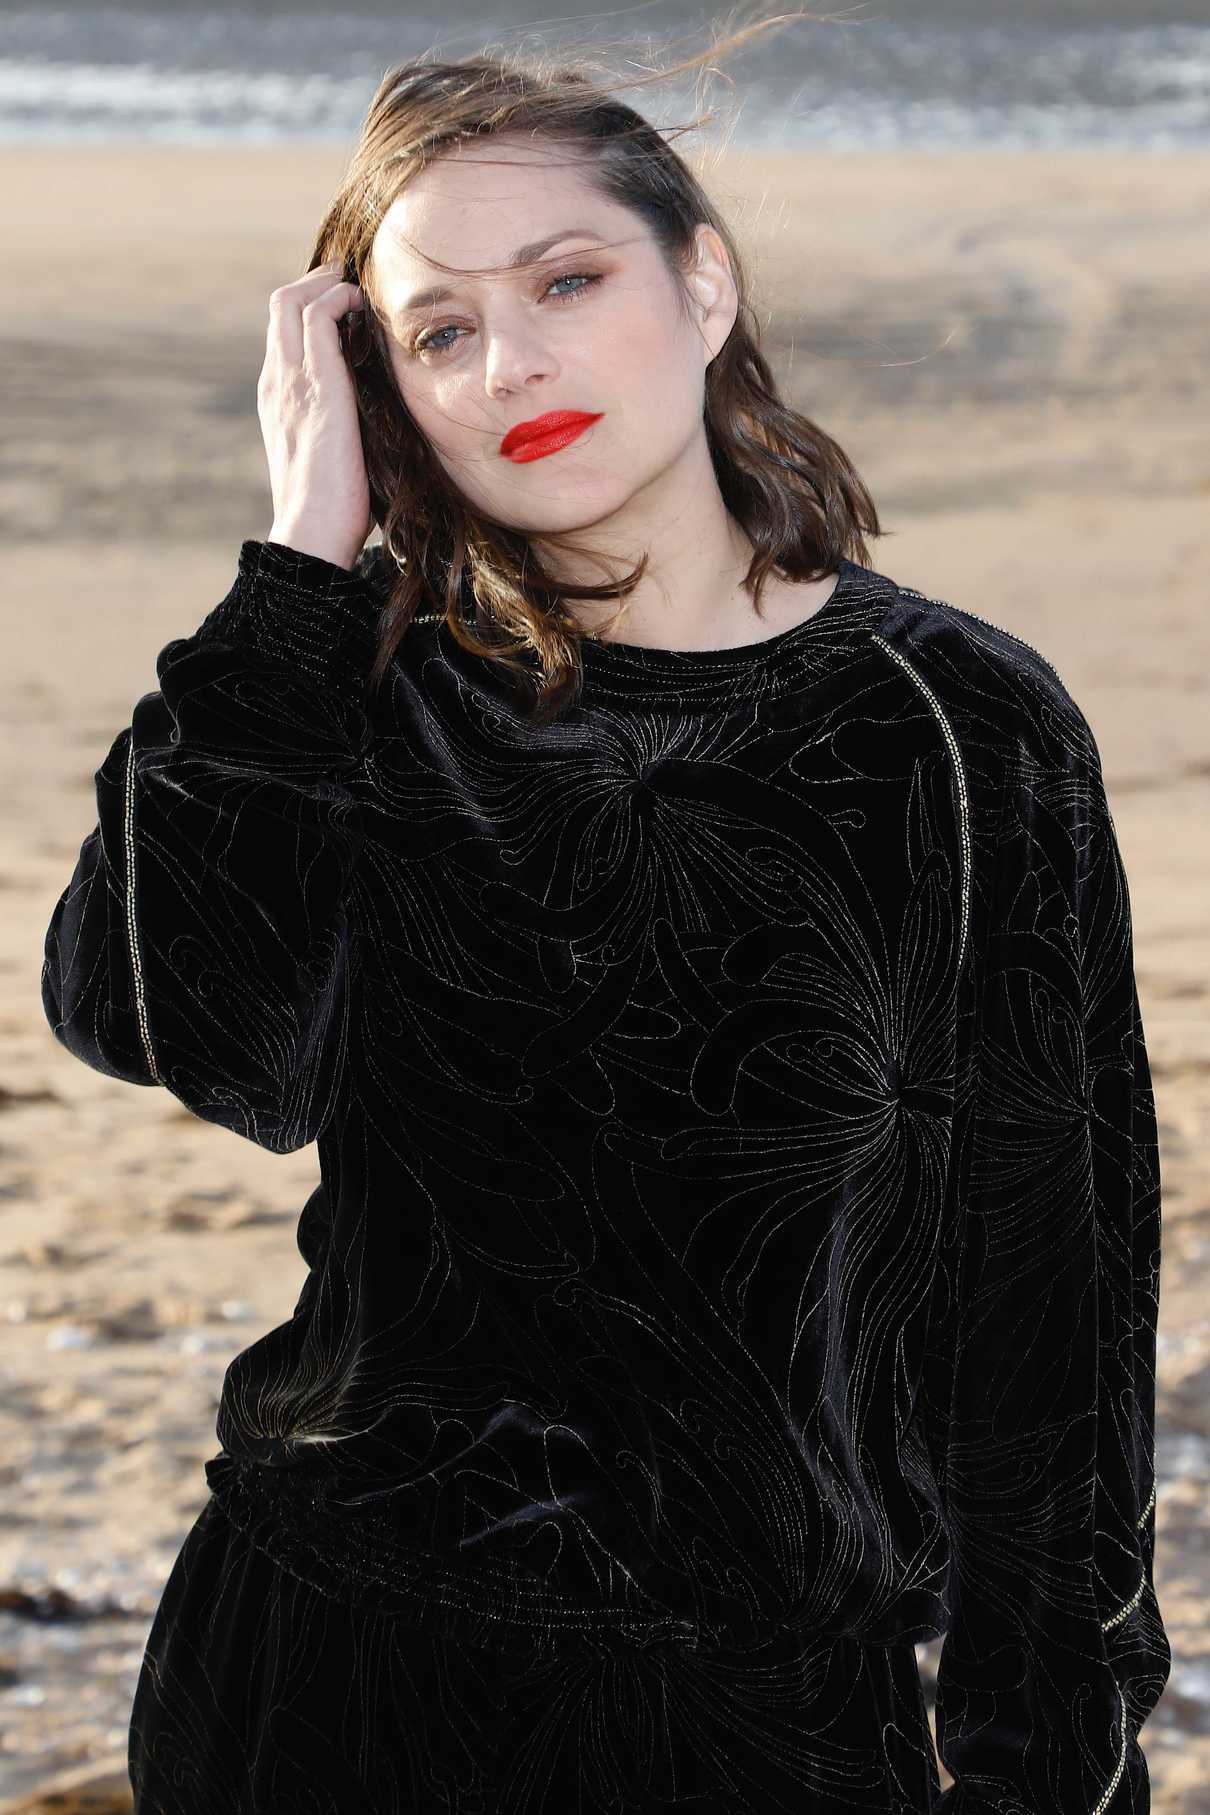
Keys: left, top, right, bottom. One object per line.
{"left": 500, "top": 410, "right": 603, "bottom": 462}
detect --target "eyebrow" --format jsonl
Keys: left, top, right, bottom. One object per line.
{"left": 393, "top": 227, "right": 608, "bottom": 318}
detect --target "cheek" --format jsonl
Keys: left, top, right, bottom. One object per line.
{"left": 595, "top": 303, "right": 670, "bottom": 375}
{"left": 391, "top": 378, "right": 464, "bottom": 456}
{"left": 598, "top": 307, "right": 703, "bottom": 413}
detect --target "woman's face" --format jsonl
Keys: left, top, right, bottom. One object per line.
{"left": 367, "top": 139, "right": 736, "bottom": 538}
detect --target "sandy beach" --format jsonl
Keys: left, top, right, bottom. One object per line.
{"left": 1, "top": 142, "right": 1208, "bottom": 1809}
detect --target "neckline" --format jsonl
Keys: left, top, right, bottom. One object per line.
{"left": 366, "top": 548, "right": 859, "bottom": 671}
{"left": 379, "top": 550, "right": 895, "bottom": 716}
{"left": 572, "top": 556, "right": 890, "bottom": 711}
{"left": 578, "top": 558, "right": 858, "bottom": 671}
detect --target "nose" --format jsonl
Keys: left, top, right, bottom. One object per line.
{"left": 482, "top": 316, "right": 559, "bottom": 394}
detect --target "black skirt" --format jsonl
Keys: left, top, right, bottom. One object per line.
{"left": 128, "top": 1494, "right": 942, "bottom": 1813}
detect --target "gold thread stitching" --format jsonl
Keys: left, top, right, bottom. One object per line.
{"left": 868, "top": 635, "right": 972, "bottom": 978}
{"left": 123, "top": 731, "right": 163, "bottom": 1084}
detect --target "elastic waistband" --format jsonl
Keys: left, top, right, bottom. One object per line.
{"left": 203, "top": 1450, "right": 710, "bottom": 1660}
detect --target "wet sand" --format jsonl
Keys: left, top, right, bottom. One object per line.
{"left": 1, "top": 143, "right": 1208, "bottom": 1810}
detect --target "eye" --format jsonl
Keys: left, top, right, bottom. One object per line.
{"left": 411, "top": 270, "right": 605, "bottom": 359}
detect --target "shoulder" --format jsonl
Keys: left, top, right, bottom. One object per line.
{"left": 872, "top": 566, "right": 1100, "bottom": 780}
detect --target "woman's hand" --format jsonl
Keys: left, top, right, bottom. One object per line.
{"left": 258, "top": 259, "right": 372, "bottom": 572}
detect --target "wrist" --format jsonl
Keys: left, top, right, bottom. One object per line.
{"left": 267, "top": 522, "right": 363, "bottom": 573}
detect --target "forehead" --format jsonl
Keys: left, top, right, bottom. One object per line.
{"left": 370, "top": 145, "right": 632, "bottom": 313}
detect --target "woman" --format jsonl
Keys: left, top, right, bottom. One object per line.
{"left": 42, "top": 27, "right": 1170, "bottom": 1815}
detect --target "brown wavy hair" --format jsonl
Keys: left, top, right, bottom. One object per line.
{"left": 304, "top": 6, "right": 882, "bottom": 725}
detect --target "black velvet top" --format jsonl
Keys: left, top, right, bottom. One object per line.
{"left": 42, "top": 539, "right": 1170, "bottom": 1809}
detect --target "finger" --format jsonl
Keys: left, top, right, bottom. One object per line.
{"left": 266, "top": 264, "right": 355, "bottom": 363}
{"left": 299, "top": 282, "right": 365, "bottom": 367}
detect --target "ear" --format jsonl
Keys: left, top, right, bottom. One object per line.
{"left": 688, "top": 225, "right": 738, "bottom": 360}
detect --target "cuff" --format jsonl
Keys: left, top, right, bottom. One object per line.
{"left": 193, "top": 539, "right": 384, "bottom": 709}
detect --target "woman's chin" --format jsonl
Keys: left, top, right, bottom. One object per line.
{"left": 491, "top": 491, "right": 632, "bottom": 539}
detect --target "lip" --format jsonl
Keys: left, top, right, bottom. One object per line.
{"left": 500, "top": 410, "right": 604, "bottom": 460}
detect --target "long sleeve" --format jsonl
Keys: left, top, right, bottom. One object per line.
{"left": 41, "top": 539, "right": 382, "bottom": 1154}
{"left": 932, "top": 706, "right": 1171, "bottom": 1812}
